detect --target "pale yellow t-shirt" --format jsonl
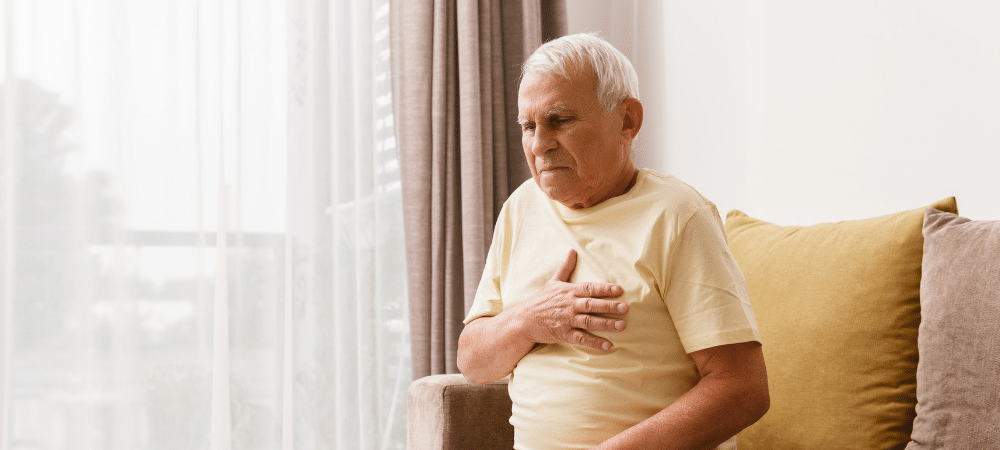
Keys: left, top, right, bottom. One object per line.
{"left": 465, "top": 169, "right": 762, "bottom": 450}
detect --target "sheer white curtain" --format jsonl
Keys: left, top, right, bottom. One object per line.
{"left": 0, "top": 0, "right": 409, "bottom": 449}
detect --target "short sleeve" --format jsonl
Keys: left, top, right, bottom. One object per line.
{"left": 464, "top": 207, "right": 508, "bottom": 323}
{"left": 663, "top": 204, "right": 762, "bottom": 353}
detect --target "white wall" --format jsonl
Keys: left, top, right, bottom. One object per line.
{"left": 568, "top": 0, "right": 1000, "bottom": 225}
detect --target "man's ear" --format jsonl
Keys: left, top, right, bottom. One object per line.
{"left": 620, "top": 98, "right": 644, "bottom": 142}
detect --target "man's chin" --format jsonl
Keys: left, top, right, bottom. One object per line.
{"left": 537, "top": 170, "right": 575, "bottom": 186}
{"left": 537, "top": 184, "right": 580, "bottom": 205}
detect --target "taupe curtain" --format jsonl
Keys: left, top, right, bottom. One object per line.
{"left": 390, "top": 0, "right": 567, "bottom": 379}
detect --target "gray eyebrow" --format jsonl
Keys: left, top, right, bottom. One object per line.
{"left": 517, "top": 107, "right": 572, "bottom": 125}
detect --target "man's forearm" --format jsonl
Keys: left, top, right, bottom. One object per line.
{"left": 457, "top": 308, "right": 536, "bottom": 385}
{"left": 594, "top": 374, "right": 767, "bottom": 449}
{"left": 593, "top": 343, "right": 769, "bottom": 450}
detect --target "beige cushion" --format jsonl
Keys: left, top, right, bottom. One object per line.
{"left": 725, "top": 198, "right": 957, "bottom": 450}
{"left": 408, "top": 374, "right": 513, "bottom": 450}
{"left": 905, "top": 208, "right": 1000, "bottom": 449}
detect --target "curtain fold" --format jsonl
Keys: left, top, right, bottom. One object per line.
{"left": 391, "top": 0, "right": 566, "bottom": 379}
{"left": 0, "top": 0, "right": 409, "bottom": 448}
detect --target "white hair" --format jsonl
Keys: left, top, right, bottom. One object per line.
{"left": 521, "top": 32, "right": 640, "bottom": 114}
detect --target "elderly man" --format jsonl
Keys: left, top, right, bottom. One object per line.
{"left": 456, "top": 33, "right": 769, "bottom": 450}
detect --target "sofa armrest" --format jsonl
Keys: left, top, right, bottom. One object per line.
{"left": 407, "top": 373, "right": 514, "bottom": 450}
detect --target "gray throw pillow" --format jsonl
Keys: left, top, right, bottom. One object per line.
{"left": 906, "top": 208, "right": 1000, "bottom": 449}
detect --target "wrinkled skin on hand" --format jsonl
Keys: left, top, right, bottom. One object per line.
{"left": 517, "top": 249, "right": 629, "bottom": 351}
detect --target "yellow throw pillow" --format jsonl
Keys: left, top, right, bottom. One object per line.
{"left": 726, "top": 198, "right": 957, "bottom": 450}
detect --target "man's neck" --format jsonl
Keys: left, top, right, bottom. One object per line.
{"left": 561, "top": 166, "right": 639, "bottom": 210}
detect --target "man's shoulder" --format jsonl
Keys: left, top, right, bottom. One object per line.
{"left": 634, "top": 169, "right": 715, "bottom": 214}
{"left": 508, "top": 177, "right": 540, "bottom": 201}
{"left": 496, "top": 178, "right": 550, "bottom": 222}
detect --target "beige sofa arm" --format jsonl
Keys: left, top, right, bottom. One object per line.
{"left": 407, "top": 374, "right": 514, "bottom": 450}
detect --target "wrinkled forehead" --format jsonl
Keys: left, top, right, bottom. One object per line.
{"left": 517, "top": 73, "right": 586, "bottom": 120}
{"left": 517, "top": 64, "right": 598, "bottom": 105}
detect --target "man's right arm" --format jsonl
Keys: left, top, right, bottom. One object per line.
{"left": 457, "top": 249, "right": 629, "bottom": 386}
{"left": 456, "top": 306, "right": 539, "bottom": 385}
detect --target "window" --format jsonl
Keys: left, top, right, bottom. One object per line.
{"left": 1, "top": 1, "right": 408, "bottom": 448}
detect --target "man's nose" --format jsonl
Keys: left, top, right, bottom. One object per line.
{"left": 529, "top": 129, "right": 557, "bottom": 156}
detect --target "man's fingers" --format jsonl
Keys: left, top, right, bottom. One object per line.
{"left": 574, "top": 282, "right": 625, "bottom": 301}
{"left": 550, "top": 249, "right": 578, "bottom": 282}
{"left": 575, "top": 297, "right": 628, "bottom": 315}
{"left": 571, "top": 313, "right": 627, "bottom": 332}
{"left": 566, "top": 328, "right": 614, "bottom": 352}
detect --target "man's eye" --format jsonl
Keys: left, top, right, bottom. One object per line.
{"left": 522, "top": 124, "right": 535, "bottom": 132}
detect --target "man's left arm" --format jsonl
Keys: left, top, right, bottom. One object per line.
{"left": 593, "top": 341, "right": 769, "bottom": 450}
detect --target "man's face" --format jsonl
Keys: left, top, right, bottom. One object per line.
{"left": 517, "top": 69, "right": 634, "bottom": 209}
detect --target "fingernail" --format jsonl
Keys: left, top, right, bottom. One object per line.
{"left": 602, "top": 342, "right": 611, "bottom": 351}
{"left": 612, "top": 286, "right": 623, "bottom": 295}
{"left": 617, "top": 304, "right": 627, "bottom": 314}
{"left": 615, "top": 320, "right": 625, "bottom": 330}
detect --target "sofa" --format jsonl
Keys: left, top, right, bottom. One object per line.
{"left": 408, "top": 197, "right": 1000, "bottom": 450}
